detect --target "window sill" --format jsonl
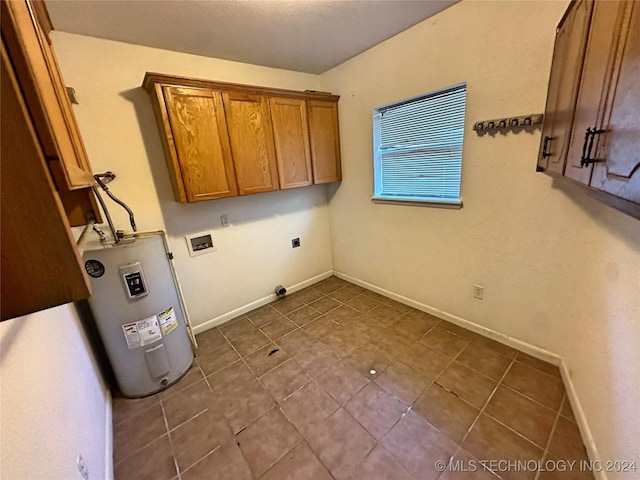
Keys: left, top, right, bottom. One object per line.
{"left": 371, "top": 196, "right": 463, "bottom": 209}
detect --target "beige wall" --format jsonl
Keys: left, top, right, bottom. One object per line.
{"left": 51, "top": 33, "right": 334, "bottom": 329}
{"left": 322, "top": 1, "right": 640, "bottom": 475}
{"left": 0, "top": 303, "right": 110, "bottom": 480}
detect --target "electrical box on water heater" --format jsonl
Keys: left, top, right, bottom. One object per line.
{"left": 83, "top": 234, "right": 193, "bottom": 398}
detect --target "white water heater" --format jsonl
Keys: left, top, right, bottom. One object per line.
{"left": 83, "top": 234, "right": 193, "bottom": 398}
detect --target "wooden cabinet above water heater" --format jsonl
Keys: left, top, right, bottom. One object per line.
{"left": 142, "top": 73, "right": 342, "bottom": 203}
{"left": 2, "top": 0, "right": 99, "bottom": 320}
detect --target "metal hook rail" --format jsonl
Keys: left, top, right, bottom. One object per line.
{"left": 473, "top": 113, "right": 543, "bottom": 133}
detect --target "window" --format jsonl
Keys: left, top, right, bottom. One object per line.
{"left": 372, "top": 83, "right": 467, "bottom": 207}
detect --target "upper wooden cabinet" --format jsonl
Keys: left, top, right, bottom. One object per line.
{"left": 538, "top": 0, "right": 594, "bottom": 175}
{"left": 269, "top": 97, "right": 314, "bottom": 189}
{"left": 589, "top": 1, "right": 639, "bottom": 205}
{"left": 163, "top": 86, "right": 238, "bottom": 201}
{"left": 1, "top": 0, "right": 94, "bottom": 191}
{"left": 143, "top": 73, "right": 342, "bottom": 202}
{"left": 308, "top": 99, "right": 342, "bottom": 184}
{"left": 222, "top": 91, "right": 280, "bottom": 195}
{"left": 1, "top": 0, "right": 95, "bottom": 321}
{"left": 538, "top": 0, "right": 639, "bottom": 219}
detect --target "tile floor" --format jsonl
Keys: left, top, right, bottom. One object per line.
{"left": 113, "top": 276, "right": 594, "bottom": 480}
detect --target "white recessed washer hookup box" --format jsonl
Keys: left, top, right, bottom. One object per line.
{"left": 185, "top": 231, "right": 216, "bottom": 257}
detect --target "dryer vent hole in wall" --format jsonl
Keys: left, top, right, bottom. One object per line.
{"left": 292, "top": 238, "right": 301, "bottom": 248}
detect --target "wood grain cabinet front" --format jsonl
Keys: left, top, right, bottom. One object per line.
{"left": 2, "top": 7, "right": 93, "bottom": 321}
{"left": 538, "top": 0, "right": 594, "bottom": 175}
{"left": 2, "top": 0, "right": 94, "bottom": 191}
{"left": 143, "top": 73, "right": 342, "bottom": 203}
{"left": 308, "top": 99, "right": 342, "bottom": 184}
{"left": 163, "top": 86, "right": 238, "bottom": 201}
{"left": 539, "top": 0, "right": 639, "bottom": 219}
{"left": 222, "top": 91, "right": 280, "bottom": 195}
{"left": 588, "top": 1, "right": 639, "bottom": 206}
{"left": 269, "top": 96, "right": 314, "bottom": 189}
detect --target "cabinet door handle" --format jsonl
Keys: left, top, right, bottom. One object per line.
{"left": 542, "top": 136, "right": 553, "bottom": 158}
{"left": 580, "top": 127, "right": 606, "bottom": 167}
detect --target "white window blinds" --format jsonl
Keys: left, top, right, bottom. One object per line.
{"left": 373, "top": 83, "right": 466, "bottom": 207}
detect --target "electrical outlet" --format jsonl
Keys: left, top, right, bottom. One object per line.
{"left": 77, "top": 454, "right": 89, "bottom": 480}
{"left": 473, "top": 284, "right": 484, "bottom": 300}
{"left": 291, "top": 237, "right": 301, "bottom": 248}
{"left": 220, "top": 214, "right": 229, "bottom": 227}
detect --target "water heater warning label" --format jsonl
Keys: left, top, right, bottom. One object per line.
{"left": 122, "top": 316, "right": 162, "bottom": 349}
{"left": 159, "top": 306, "right": 178, "bottom": 335}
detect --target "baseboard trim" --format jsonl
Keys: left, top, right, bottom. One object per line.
{"left": 334, "top": 270, "right": 562, "bottom": 364}
{"left": 559, "top": 361, "right": 605, "bottom": 480}
{"left": 334, "top": 270, "right": 601, "bottom": 475}
{"left": 104, "top": 388, "right": 113, "bottom": 480}
{"left": 192, "top": 270, "right": 334, "bottom": 335}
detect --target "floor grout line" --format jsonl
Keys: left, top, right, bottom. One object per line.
{"left": 158, "top": 398, "right": 182, "bottom": 480}
{"left": 450, "top": 355, "right": 519, "bottom": 480}
{"left": 535, "top": 393, "right": 567, "bottom": 480}
{"left": 177, "top": 442, "right": 224, "bottom": 478}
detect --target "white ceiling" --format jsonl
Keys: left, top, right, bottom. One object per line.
{"left": 46, "top": 0, "right": 458, "bottom": 74}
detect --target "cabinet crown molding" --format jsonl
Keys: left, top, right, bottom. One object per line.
{"left": 142, "top": 72, "right": 339, "bottom": 102}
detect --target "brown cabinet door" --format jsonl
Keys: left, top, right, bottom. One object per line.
{"left": 538, "top": 0, "right": 594, "bottom": 174}
{"left": 269, "top": 97, "right": 313, "bottom": 189}
{"left": 1, "top": 0, "right": 94, "bottom": 190}
{"left": 164, "top": 86, "right": 238, "bottom": 201}
{"left": 308, "top": 99, "right": 342, "bottom": 184}
{"left": 565, "top": 0, "right": 624, "bottom": 185}
{"left": 590, "top": 1, "right": 640, "bottom": 204}
{"left": 223, "top": 91, "right": 280, "bottom": 195}
{"left": 1, "top": 42, "right": 90, "bottom": 320}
